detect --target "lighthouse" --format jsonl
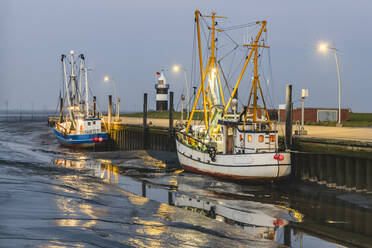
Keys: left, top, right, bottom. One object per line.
{"left": 155, "top": 71, "right": 169, "bottom": 111}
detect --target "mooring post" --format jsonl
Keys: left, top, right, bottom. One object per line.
{"left": 143, "top": 93, "right": 148, "bottom": 149}
{"left": 356, "top": 158, "right": 366, "bottom": 192}
{"left": 143, "top": 93, "right": 147, "bottom": 128}
{"left": 326, "top": 155, "right": 336, "bottom": 188}
{"left": 169, "top": 91, "right": 174, "bottom": 135}
{"left": 284, "top": 225, "right": 291, "bottom": 247}
{"left": 93, "top": 96, "right": 96, "bottom": 117}
{"left": 336, "top": 156, "right": 345, "bottom": 190}
{"left": 285, "top": 84, "right": 293, "bottom": 150}
{"left": 142, "top": 181, "right": 146, "bottom": 197}
{"left": 108, "top": 95, "right": 112, "bottom": 131}
{"left": 366, "top": 159, "right": 372, "bottom": 194}
{"left": 168, "top": 191, "right": 174, "bottom": 206}
{"left": 317, "top": 154, "right": 326, "bottom": 184}
{"left": 58, "top": 96, "right": 63, "bottom": 123}
{"left": 345, "top": 157, "right": 356, "bottom": 191}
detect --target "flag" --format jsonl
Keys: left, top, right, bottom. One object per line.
{"left": 156, "top": 72, "right": 161, "bottom": 76}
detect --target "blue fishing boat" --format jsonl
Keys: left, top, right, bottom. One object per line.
{"left": 54, "top": 51, "right": 109, "bottom": 148}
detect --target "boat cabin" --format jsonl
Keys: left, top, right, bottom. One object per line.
{"left": 75, "top": 118, "right": 102, "bottom": 134}
{"left": 218, "top": 120, "right": 277, "bottom": 154}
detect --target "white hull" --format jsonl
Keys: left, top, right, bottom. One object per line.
{"left": 176, "top": 138, "right": 291, "bottom": 180}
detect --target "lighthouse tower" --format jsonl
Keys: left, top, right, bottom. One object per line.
{"left": 155, "top": 71, "right": 169, "bottom": 111}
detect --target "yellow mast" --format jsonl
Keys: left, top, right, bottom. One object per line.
{"left": 224, "top": 21, "right": 267, "bottom": 115}
{"left": 186, "top": 10, "right": 226, "bottom": 133}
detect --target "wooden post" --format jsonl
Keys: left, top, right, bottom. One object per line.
{"left": 93, "top": 96, "right": 96, "bottom": 117}
{"left": 284, "top": 225, "right": 291, "bottom": 247}
{"left": 317, "top": 154, "right": 326, "bottom": 185}
{"left": 143, "top": 93, "right": 147, "bottom": 128}
{"left": 108, "top": 95, "right": 112, "bottom": 131}
{"left": 143, "top": 93, "right": 148, "bottom": 149}
{"left": 58, "top": 96, "right": 63, "bottom": 123}
{"left": 356, "top": 158, "right": 366, "bottom": 192}
{"left": 336, "top": 156, "right": 345, "bottom": 189}
{"left": 169, "top": 91, "right": 174, "bottom": 135}
{"left": 326, "top": 155, "right": 336, "bottom": 188}
{"left": 285, "top": 84, "right": 292, "bottom": 150}
{"left": 142, "top": 181, "right": 146, "bottom": 197}
{"left": 345, "top": 157, "right": 356, "bottom": 191}
{"left": 366, "top": 159, "right": 372, "bottom": 194}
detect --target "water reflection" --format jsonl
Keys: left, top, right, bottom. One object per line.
{"left": 52, "top": 157, "right": 372, "bottom": 248}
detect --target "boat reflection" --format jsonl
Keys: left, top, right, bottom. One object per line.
{"left": 54, "top": 158, "right": 118, "bottom": 183}
{"left": 174, "top": 194, "right": 287, "bottom": 241}
{"left": 52, "top": 157, "right": 371, "bottom": 247}
{"left": 52, "top": 157, "right": 295, "bottom": 242}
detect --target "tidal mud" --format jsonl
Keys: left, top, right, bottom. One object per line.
{"left": 0, "top": 122, "right": 371, "bottom": 248}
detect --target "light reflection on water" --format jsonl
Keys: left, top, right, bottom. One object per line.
{"left": 51, "top": 157, "right": 351, "bottom": 248}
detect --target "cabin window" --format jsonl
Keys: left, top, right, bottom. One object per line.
{"left": 93, "top": 121, "right": 96, "bottom": 125}
{"left": 248, "top": 135, "right": 252, "bottom": 143}
{"left": 227, "top": 127, "right": 233, "bottom": 136}
{"left": 87, "top": 122, "right": 91, "bottom": 126}
{"left": 270, "top": 135, "right": 275, "bottom": 142}
{"left": 258, "top": 135, "right": 264, "bottom": 143}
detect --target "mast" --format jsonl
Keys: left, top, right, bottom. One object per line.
{"left": 70, "top": 50, "right": 77, "bottom": 108}
{"left": 78, "top": 54, "right": 85, "bottom": 106}
{"left": 224, "top": 21, "right": 267, "bottom": 115}
{"left": 61, "top": 54, "right": 74, "bottom": 126}
{"left": 186, "top": 10, "right": 226, "bottom": 133}
{"left": 84, "top": 67, "right": 89, "bottom": 117}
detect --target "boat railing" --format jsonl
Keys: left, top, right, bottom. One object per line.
{"left": 176, "top": 131, "right": 215, "bottom": 152}
{"left": 233, "top": 145, "right": 276, "bottom": 153}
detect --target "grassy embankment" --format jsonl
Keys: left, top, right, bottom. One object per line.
{"left": 122, "top": 112, "right": 372, "bottom": 127}
{"left": 121, "top": 111, "right": 204, "bottom": 120}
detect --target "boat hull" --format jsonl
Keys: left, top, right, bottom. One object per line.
{"left": 54, "top": 128, "right": 109, "bottom": 148}
{"left": 176, "top": 138, "right": 291, "bottom": 180}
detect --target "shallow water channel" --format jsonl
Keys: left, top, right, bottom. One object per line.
{"left": 0, "top": 122, "right": 371, "bottom": 247}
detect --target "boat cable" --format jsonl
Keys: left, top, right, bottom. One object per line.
{"left": 219, "top": 22, "right": 259, "bottom": 32}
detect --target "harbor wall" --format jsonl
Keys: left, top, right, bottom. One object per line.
{"left": 109, "top": 124, "right": 176, "bottom": 152}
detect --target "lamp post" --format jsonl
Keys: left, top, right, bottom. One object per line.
{"left": 318, "top": 42, "right": 342, "bottom": 127}
{"left": 300, "top": 88, "right": 308, "bottom": 135}
{"left": 104, "top": 76, "right": 119, "bottom": 121}
{"left": 172, "top": 65, "right": 189, "bottom": 120}
{"left": 180, "top": 94, "right": 185, "bottom": 124}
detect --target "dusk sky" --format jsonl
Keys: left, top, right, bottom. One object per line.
{"left": 1, "top": 0, "right": 371, "bottom": 112}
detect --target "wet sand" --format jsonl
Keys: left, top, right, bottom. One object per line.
{"left": 1, "top": 121, "right": 371, "bottom": 248}
{"left": 0, "top": 122, "right": 279, "bottom": 248}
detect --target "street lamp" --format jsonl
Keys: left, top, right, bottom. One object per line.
{"left": 172, "top": 65, "right": 189, "bottom": 120}
{"left": 318, "top": 42, "right": 342, "bottom": 127}
{"left": 103, "top": 76, "right": 120, "bottom": 121}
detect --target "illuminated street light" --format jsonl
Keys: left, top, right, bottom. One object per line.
{"left": 318, "top": 42, "right": 328, "bottom": 52}
{"left": 318, "top": 41, "right": 342, "bottom": 127}
{"left": 103, "top": 75, "right": 119, "bottom": 121}
{"left": 172, "top": 64, "right": 189, "bottom": 120}
{"left": 172, "top": 65, "right": 180, "bottom": 73}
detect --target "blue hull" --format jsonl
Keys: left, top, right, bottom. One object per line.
{"left": 54, "top": 128, "right": 109, "bottom": 148}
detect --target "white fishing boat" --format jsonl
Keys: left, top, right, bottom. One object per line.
{"left": 54, "top": 51, "right": 109, "bottom": 148}
{"left": 175, "top": 10, "right": 291, "bottom": 180}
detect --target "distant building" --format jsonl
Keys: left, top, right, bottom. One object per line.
{"left": 155, "top": 71, "right": 169, "bottom": 111}
{"left": 273, "top": 108, "right": 350, "bottom": 122}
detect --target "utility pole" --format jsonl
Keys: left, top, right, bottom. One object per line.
{"left": 300, "top": 89, "right": 308, "bottom": 135}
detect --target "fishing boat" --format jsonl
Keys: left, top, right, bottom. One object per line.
{"left": 54, "top": 50, "right": 109, "bottom": 148}
{"left": 175, "top": 10, "right": 291, "bottom": 180}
